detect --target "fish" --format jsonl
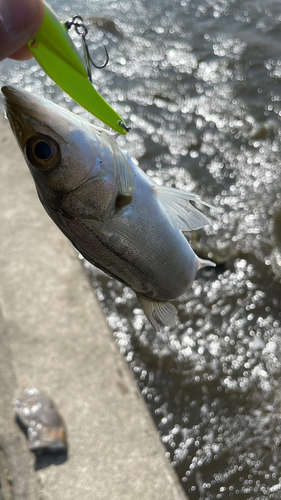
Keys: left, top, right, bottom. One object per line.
{"left": 2, "top": 86, "right": 216, "bottom": 330}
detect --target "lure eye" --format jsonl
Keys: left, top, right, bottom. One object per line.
{"left": 25, "top": 136, "right": 60, "bottom": 171}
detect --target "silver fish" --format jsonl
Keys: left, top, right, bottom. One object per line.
{"left": 2, "top": 86, "right": 216, "bottom": 330}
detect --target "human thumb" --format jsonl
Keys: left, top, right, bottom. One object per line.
{"left": 0, "top": 0, "right": 44, "bottom": 61}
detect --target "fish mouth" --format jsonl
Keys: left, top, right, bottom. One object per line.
{"left": 2, "top": 85, "right": 65, "bottom": 144}
{"left": 2, "top": 86, "right": 49, "bottom": 125}
{"left": 2, "top": 86, "right": 30, "bottom": 138}
{"left": 2, "top": 86, "right": 36, "bottom": 120}
{"left": 2, "top": 85, "right": 25, "bottom": 104}
{"left": 2, "top": 85, "right": 86, "bottom": 139}
{"left": 2, "top": 85, "right": 43, "bottom": 109}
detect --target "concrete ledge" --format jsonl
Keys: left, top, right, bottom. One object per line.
{"left": 0, "top": 113, "right": 186, "bottom": 500}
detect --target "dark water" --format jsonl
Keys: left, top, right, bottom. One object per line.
{"left": 2, "top": 0, "right": 281, "bottom": 498}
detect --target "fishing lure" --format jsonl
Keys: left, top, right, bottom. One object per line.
{"left": 28, "top": 1, "right": 129, "bottom": 135}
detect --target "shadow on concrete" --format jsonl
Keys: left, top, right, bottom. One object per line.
{"left": 34, "top": 452, "right": 68, "bottom": 471}
{"left": 15, "top": 416, "right": 68, "bottom": 471}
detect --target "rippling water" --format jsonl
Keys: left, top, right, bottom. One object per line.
{"left": 1, "top": 0, "right": 281, "bottom": 498}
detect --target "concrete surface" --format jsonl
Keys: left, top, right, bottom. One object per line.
{"left": 0, "top": 112, "right": 187, "bottom": 500}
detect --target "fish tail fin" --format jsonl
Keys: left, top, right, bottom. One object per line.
{"left": 137, "top": 294, "right": 177, "bottom": 331}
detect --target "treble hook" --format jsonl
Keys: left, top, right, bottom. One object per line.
{"left": 65, "top": 15, "right": 109, "bottom": 83}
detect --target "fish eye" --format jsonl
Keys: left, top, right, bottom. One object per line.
{"left": 25, "top": 136, "right": 60, "bottom": 171}
{"left": 34, "top": 141, "right": 52, "bottom": 160}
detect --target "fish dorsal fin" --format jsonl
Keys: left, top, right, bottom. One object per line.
{"left": 100, "top": 132, "right": 135, "bottom": 197}
{"left": 137, "top": 294, "right": 177, "bottom": 331}
{"left": 154, "top": 185, "right": 213, "bottom": 231}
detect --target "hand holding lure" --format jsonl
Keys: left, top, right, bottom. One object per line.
{"left": 28, "top": 1, "right": 129, "bottom": 134}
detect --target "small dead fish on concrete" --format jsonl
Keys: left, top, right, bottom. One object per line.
{"left": 3, "top": 86, "right": 216, "bottom": 330}
{"left": 14, "top": 388, "right": 67, "bottom": 453}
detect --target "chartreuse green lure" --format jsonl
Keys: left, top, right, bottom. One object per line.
{"left": 28, "top": 1, "right": 129, "bottom": 135}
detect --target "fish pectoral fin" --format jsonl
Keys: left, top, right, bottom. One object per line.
{"left": 137, "top": 294, "right": 177, "bottom": 331}
{"left": 113, "top": 145, "right": 136, "bottom": 197}
{"left": 154, "top": 185, "right": 215, "bottom": 231}
{"left": 100, "top": 132, "right": 136, "bottom": 197}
